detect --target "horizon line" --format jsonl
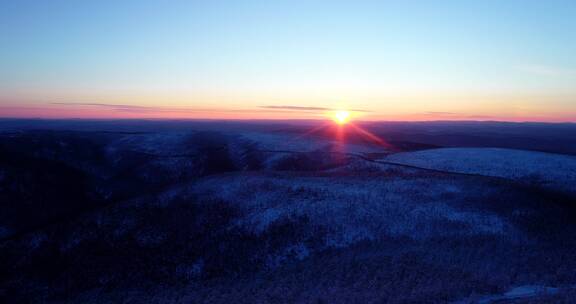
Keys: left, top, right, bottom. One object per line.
{"left": 0, "top": 117, "right": 574, "bottom": 125}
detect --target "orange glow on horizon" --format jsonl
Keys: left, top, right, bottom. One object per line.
{"left": 0, "top": 98, "right": 574, "bottom": 123}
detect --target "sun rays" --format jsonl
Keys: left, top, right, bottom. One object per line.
{"left": 286, "top": 111, "right": 396, "bottom": 160}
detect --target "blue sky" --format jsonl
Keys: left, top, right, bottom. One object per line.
{"left": 1, "top": 0, "right": 575, "bottom": 120}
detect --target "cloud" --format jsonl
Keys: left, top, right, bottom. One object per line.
{"left": 260, "top": 105, "right": 370, "bottom": 112}
{"left": 423, "top": 111, "right": 457, "bottom": 115}
{"left": 260, "top": 105, "right": 332, "bottom": 111}
{"left": 52, "top": 102, "right": 155, "bottom": 113}
{"left": 51, "top": 102, "right": 338, "bottom": 114}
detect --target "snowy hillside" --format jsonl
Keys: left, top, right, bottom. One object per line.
{"left": 190, "top": 173, "right": 511, "bottom": 243}
{"left": 236, "top": 131, "right": 384, "bottom": 154}
{"left": 3, "top": 125, "right": 576, "bottom": 303}
{"left": 385, "top": 148, "right": 576, "bottom": 194}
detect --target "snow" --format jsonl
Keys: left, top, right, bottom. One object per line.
{"left": 265, "top": 243, "right": 310, "bottom": 269}
{"left": 385, "top": 148, "right": 576, "bottom": 194}
{"left": 454, "top": 285, "right": 562, "bottom": 303}
{"left": 110, "top": 132, "right": 196, "bottom": 155}
{"left": 189, "top": 173, "right": 512, "bottom": 249}
{"left": 504, "top": 285, "right": 559, "bottom": 298}
{"left": 236, "top": 131, "right": 384, "bottom": 154}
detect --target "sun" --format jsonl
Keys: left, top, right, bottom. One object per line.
{"left": 333, "top": 111, "right": 351, "bottom": 125}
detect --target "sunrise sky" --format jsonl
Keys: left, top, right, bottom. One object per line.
{"left": 1, "top": 0, "right": 576, "bottom": 121}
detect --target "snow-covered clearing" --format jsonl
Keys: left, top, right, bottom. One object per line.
{"left": 386, "top": 148, "right": 576, "bottom": 194}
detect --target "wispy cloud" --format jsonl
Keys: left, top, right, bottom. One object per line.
{"left": 51, "top": 102, "right": 346, "bottom": 114}
{"left": 260, "top": 106, "right": 332, "bottom": 111}
{"left": 52, "top": 103, "right": 155, "bottom": 113}
{"left": 260, "top": 105, "right": 370, "bottom": 112}
{"left": 423, "top": 111, "right": 457, "bottom": 115}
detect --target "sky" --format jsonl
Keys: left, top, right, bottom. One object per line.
{"left": 1, "top": 0, "right": 576, "bottom": 121}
